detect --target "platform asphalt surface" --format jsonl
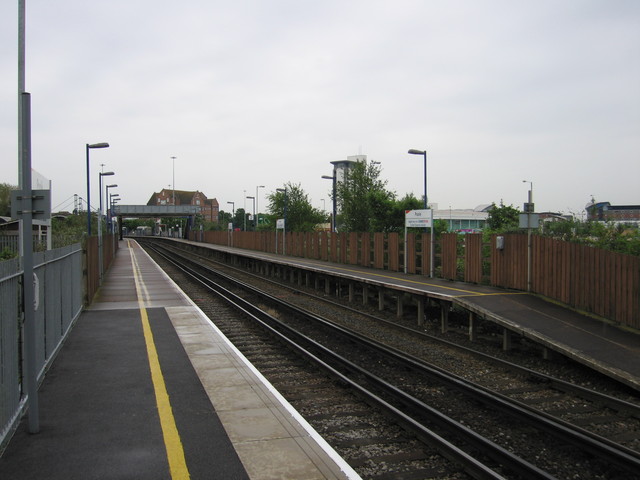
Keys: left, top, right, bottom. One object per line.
{"left": 0, "top": 306, "right": 249, "bottom": 479}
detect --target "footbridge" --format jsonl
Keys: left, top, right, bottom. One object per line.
{"left": 112, "top": 204, "right": 201, "bottom": 239}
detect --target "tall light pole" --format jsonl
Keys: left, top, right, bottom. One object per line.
{"left": 171, "top": 156, "right": 176, "bottom": 205}
{"left": 408, "top": 149, "right": 427, "bottom": 209}
{"left": 227, "top": 201, "right": 235, "bottom": 228}
{"left": 246, "top": 196, "right": 255, "bottom": 231}
{"left": 523, "top": 180, "right": 534, "bottom": 292}
{"left": 408, "top": 148, "right": 434, "bottom": 277}
{"left": 98, "top": 171, "right": 114, "bottom": 283}
{"left": 276, "top": 188, "right": 287, "bottom": 254}
{"left": 86, "top": 142, "right": 109, "bottom": 234}
{"left": 256, "top": 185, "right": 265, "bottom": 229}
{"left": 106, "top": 184, "right": 118, "bottom": 232}
{"left": 322, "top": 173, "right": 337, "bottom": 232}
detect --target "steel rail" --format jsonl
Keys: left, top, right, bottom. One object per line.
{"left": 144, "top": 242, "right": 561, "bottom": 479}
{"left": 157, "top": 239, "right": 640, "bottom": 417}
{"left": 146, "top": 241, "right": 640, "bottom": 476}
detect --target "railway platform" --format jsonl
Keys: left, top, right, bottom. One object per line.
{"left": 0, "top": 239, "right": 359, "bottom": 480}
{"left": 170, "top": 238, "right": 640, "bottom": 393}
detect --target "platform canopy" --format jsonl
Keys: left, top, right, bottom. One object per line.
{"left": 113, "top": 205, "right": 200, "bottom": 217}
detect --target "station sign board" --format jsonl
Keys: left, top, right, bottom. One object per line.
{"left": 519, "top": 213, "right": 540, "bottom": 229}
{"left": 276, "top": 218, "right": 285, "bottom": 229}
{"left": 405, "top": 209, "right": 433, "bottom": 228}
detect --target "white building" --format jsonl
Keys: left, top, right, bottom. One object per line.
{"left": 432, "top": 204, "right": 491, "bottom": 232}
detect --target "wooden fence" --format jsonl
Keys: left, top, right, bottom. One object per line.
{"left": 85, "top": 234, "right": 119, "bottom": 304}
{"left": 189, "top": 230, "right": 639, "bottom": 329}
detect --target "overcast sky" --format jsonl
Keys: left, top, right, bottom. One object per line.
{"left": 1, "top": 0, "right": 639, "bottom": 218}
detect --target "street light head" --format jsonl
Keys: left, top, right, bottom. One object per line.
{"left": 408, "top": 149, "right": 425, "bottom": 155}
{"left": 321, "top": 175, "right": 333, "bottom": 180}
{"left": 100, "top": 171, "right": 115, "bottom": 177}
{"left": 246, "top": 196, "right": 255, "bottom": 199}
{"left": 276, "top": 188, "right": 285, "bottom": 193}
{"left": 88, "top": 142, "right": 109, "bottom": 149}
{"left": 258, "top": 185, "right": 265, "bottom": 188}
{"left": 106, "top": 184, "right": 117, "bottom": 188}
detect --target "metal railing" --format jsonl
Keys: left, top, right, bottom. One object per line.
{"left": 0, "top": 243, "right": 83, "bottom": 450}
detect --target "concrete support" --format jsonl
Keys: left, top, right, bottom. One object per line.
{"left": 440, "top": 302, "right": 450, "bottom": 333}
{"left": 417, "top": 296, "right": 424, "bottom": 327}
{"left": 305, "top": 272, "right": 311, "bottom": 287}
{"left": 348, "top": 283, "right": 355, "bottom": 302}
{"left": 542, "top": 347, "right": 553, "bottom": 360}
{"left": 314, "top": 276, "right": 320, "bottom": 290}
{"left": 378, "top": 289, "right": 385, "bottom": 311}
{"left": 362, "top": 285, "right": 369, "bottom": 306}
{"left": 325, "top": 277, "right": 331, "bottom": 295}
{"left": 503, "top": 328, "right": 512, "bottom": 351}
{"left": 396, "top": 294, "right": 403, "bottom": 318}
{"left": 469, "top": 312, "right": 478, "bottom": 342}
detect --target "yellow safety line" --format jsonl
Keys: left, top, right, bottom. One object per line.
{"left": 128, "top": 240, "right": 190, "bottom": 479}
{"left": 457, "top": 292, "right": 529, "bottom": 298}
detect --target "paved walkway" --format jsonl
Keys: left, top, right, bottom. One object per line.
{"left": 0, "top": 240, "right": 359, "bottom": 480}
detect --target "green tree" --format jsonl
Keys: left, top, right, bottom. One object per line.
{"left": 0, "top": 183, "right": 17, "bottom": 217}
{"left": 335, "top": 160, "right": 395, "bottom": 232}
{"left": 382, "top": 193, "right": 424, "bottom": 233}
{"left": 485, "top": 202, "right": 520, "bottom": 232}
{"left": 266, "top": 182, "right": 324, "bottom": 232}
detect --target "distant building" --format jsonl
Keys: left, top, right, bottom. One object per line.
{"left": 432, "top": 204, "right": 490, "bottom": 232}
{"left": 147, "top": 188, "right": 219, "bottom": 223}
{"left": 586, "top": 201, "right": 640, "bottom": 226}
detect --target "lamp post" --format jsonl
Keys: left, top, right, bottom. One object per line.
{"left": 322, "top": 173, "right": 337, "bottom": 232}
{"left": 408, "top": 148, "right": 434, "bottom": 277}
{"left": 98, "top": 171, "right": 114, "bottom": 283}
{"left": 106, "top": 184, "right": 117, "bottom": 232}
{"left": 109, "top": 193, "right": 120, "bottom": 231}
{"left": 276, "top": 188, "right": 287, "bottom": 254}
{"left": 227, "top": 201, "right": 235, "bottom": 228}
{"left": 256, "top": 185, "right": 265, "bottom": 229}
{"left": 408, "top": 149, "right": 427, "bottom": 209}
{"left": 523, "top": 180, "right": 534, "bottom": 292}
{"left": 171, "top": 156, "right": 176, "bottom": 205}
{"left": 246, "top": 196, "right": 255, "bottom": 231}
{"left": 86, "top": 142, "right": 109, "bottom": 235}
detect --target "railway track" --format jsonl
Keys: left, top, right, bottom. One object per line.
{"left": 139, "top": 239, "right": 640, "bottom": 479}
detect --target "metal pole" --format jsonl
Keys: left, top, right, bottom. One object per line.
{"left": 86, "top": 144, "right": 91, "bottom": 234}
{"left": 98, "top": 173, "right": 103, "bottom": 281}
{"left": 18, "top": 0, "right": 26, "bottom": 188}
{"left": 171, "top": 156, "right": 176, "bottom": 205}
{"left": 332, "top": 172, "right": 337, "bottom": 233}
{"left": 21, "top": 92, "right": 39, "bottom": 433}
{"left": 527, "top": 186, "right": 533, "bottom": 292}
{"left": 423, "top": 151, "right": 427, "bottom": 210}
{"left": 424, "top": 151, "right": 434, "bottom": 278}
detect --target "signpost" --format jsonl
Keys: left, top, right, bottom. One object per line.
{"left": 404, "top": 209, "right": 434, "bottom": 275}
{"left": 276, "top": 218, "right": 285, "bottom": 254}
